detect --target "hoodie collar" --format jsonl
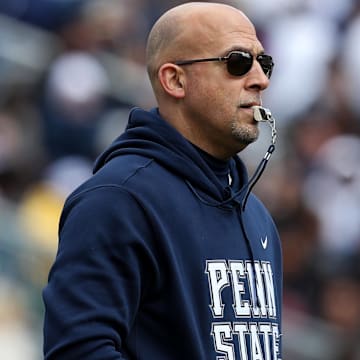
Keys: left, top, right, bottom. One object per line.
{"left": 94, "top": 107, "right": 249, "bottom": 206}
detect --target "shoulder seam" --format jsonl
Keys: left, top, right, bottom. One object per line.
{"left": 66, "top": 158, "right": 154, "bottom": 205}
{"left": 122, "top": 158, "right": 154, "bottom": 185}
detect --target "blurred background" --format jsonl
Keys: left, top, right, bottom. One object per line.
{"left": 0, "top": 0, "right": 359, "bottom": 359}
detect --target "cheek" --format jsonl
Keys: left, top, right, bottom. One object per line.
{"left": 186, "top": 72, "right": 239, "bottom": 121}
{"left": 201, "top": 85, "right": 236, "bottom": 114}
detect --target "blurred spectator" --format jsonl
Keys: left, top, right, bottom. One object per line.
{"left": 0, "top": 0, "right": 84, "bottom": 32}
{"left": 289, "top": 108, "right": 343, "bottom": 171}
{"left": 56, "top": 0, "right": 148, "bottom": 55}
{"left": 17, "top": 156, "right": 93, "bottom": 254}
{"left": 0, "top": 278, "right": 40, "bottom": 360}
{"left": 319, "top": 272, "right": 360, "bottom": 333}
{"left": 302, "top": 135, "right": 360, "bottom": 256}
{"left": 0, "top": 99, "right": 45, "bottom": 201}
{"left": 41, "top": 51, "right": 110, "bottom": 161}
{"left": 342, "top": 10, "right": 360, "bottom": 117}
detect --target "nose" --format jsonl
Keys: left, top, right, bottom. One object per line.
{"left": 245, "top": 60, "right": 270, "bottom": 91}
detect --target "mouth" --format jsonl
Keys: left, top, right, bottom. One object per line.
{"left": 239, "top": 102, "right": 260, "bottom": 109}
{"left": 239, "top": 102, "right": 260, "bottom": 120}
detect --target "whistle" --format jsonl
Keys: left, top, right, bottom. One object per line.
{"left": 252, "top": 105, "right": 277, "bottom": 145}
{"left": 252, "top": 106, "right": 273, "bottom": 122}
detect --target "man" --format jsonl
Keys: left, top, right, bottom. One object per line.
{"left": 43, "top": 2, "right": 282, "bottom": 359}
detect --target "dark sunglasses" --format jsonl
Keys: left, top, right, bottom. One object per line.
{"left": 174, "top": 50, "right": 274, "bottom": 78}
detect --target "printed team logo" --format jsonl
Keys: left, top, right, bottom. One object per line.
{"left": 205, "top": 260, "right": 282, "bottom": 360}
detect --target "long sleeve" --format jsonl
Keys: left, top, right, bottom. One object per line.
{"left": 43, "top": 186, "right": 157, "bottom": 360}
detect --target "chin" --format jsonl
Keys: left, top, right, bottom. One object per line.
{"left": 231, "top": 124, "right": 259, "bottom": 145}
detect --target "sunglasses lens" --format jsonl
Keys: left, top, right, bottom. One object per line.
{"left": 226, "top": 52, "right": 253, "bottom": 76}
{"left": 226, "top": 52, "right": 274, "bottom": 78}
{"left": 258, "top": 55, "right": 274, "bottom": 78}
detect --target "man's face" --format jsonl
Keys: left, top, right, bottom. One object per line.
{"left": 180, "top": 10, "right": 271, "bottom": 159}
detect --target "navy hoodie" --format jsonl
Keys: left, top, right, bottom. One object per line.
{"left": 43, "top": 108, "right": 283, "bottom": 360}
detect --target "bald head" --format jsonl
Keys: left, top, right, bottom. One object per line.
{"left": 146, "top": 2, "right": 254, "bottom": 90}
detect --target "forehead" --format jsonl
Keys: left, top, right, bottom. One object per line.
{"left": 185, "top": 7, "right": 264, "bottom": 55}
{"left": 218, "top": 29, "right": 264, "bottom": 55}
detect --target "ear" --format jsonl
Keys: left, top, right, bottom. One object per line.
{"left": 158, "top": 63, "right": 186, "bottom": 99}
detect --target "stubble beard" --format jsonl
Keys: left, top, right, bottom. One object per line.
{"left": 231, "top": 120, "right": 259, "bottom": 146}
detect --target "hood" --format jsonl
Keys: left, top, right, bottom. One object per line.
{"left": 94, "top": 107, "right": 249, "bottom": 205}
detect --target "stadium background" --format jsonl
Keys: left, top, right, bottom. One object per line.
{"left": 0, "top": 0, "right": 359, "bottom": 358}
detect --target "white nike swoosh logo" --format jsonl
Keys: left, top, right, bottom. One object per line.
{"left": 260, "top": 236, "right": 268, "bottom": 249}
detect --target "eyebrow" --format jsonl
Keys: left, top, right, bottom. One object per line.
{"left": 223, "top": 46, "right": 265, "bottom": 56}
